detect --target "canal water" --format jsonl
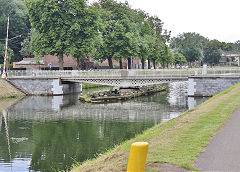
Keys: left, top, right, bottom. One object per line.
{"left": 0, "top": 82, "right": 208, "bottom": 171}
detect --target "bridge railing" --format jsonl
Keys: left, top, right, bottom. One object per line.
{"left": 206, "top": 67, "right": 240, "bottom": 76}
{"left": 7, "top": 69, "right": 200, "bottom": 78}
{"left": 6, "top": 67, "right": 240, "bottom": 78}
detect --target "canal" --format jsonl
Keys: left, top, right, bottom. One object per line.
{"left": 0, "top": 82, "right": 208, "bottom": 171}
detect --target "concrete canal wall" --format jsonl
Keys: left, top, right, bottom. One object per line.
{"left": 8, "top": 78, "right": 82, "bottom": 96}
{"left": 7, "top": 75, "right": 240, "bottom": 97}
{"left": 188, "top": 76, "right": 240, "bottom": 97}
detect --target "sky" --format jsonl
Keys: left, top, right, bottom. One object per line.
{"left": 89, "top": 0, "right": 240, "bottom": 43}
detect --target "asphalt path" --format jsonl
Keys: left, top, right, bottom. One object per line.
{"left": 195, "top": 107, "right": 240, "bottom": 171}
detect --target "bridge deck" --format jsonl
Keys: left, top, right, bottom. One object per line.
{"left": 6, "top": 68, "right": 240, "bottom": 87}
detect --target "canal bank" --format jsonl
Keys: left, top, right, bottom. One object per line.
{"left": 72, "top": 83, "right": 240, "bottom": 171}
{"left": 0, "top": 79, "right": 24, "bottom": 99}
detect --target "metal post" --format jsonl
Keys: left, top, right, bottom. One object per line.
{"left": 2, "top": 16, "right": 10, "bottom": 79}
{"left": 127, "top": 142, "right": 148, "bottom": 172}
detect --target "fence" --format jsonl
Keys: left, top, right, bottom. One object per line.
{"left": 6, "top": 67, "right": 240, "bottom": 79}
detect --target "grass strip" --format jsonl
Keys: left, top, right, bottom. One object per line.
{"left": 0, "top": 80, "right": 23, "bottom": 99}
{"left": 72, "top": 83, "right": 240, "bottom": 171}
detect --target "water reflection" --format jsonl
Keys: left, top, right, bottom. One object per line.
{"left": 188, "top": 97, "right": 209, "bottom": 110}
{"left": 0, "top": 82, "right": 207, "bottom": 171}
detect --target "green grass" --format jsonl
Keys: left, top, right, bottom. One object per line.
{"left": 0, "top": 80, "right": 23, "bottom": 99}
{"left": 72, "top": 83, "right": 240, "bottom": 172}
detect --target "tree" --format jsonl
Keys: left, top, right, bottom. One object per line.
{"left": 148, "top": 16, "right": 170, "bottom": 69}
{"left": 67, "top": 3, "right": 99, "bottom": 70}
{"left": 25, "top": 0, "right": 97, "bottom": 70}
{"left": 133, "top": 10, "right": 155, "bottom": 69}
{"left": 203, "top": 40, "right": 221, "bottom": 66}
{"left": 231, "top": 40, "right": 240, "bottom": 52}
{"left": 6, "top": 48, "right": 14, "bottom": 70}
{"left": 173, "top": 52, "right": 186, "bottom": 67}
{"left": 20, "top": 28, "right": 36, "bottom": 58}
{"left": 170, "top": 32, "right": 208, "bottom": 65}
{"left": 0, "top": 42, "right": 4, "bottom": 64}
{"left": 0, "top": 0, "right": 30, "bottom": 62}
{"left": 92, "top": 1, "right": 118, "bottom": 69}
{"left": 160, "top": 46, "right": 173, "bottom": 68}
{"left": 93, "top": 0, "right": 139, "bottom": 69}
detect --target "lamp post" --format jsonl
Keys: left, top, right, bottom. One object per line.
{"left": 2, "top": 16, "right": 10, "bottom": 79}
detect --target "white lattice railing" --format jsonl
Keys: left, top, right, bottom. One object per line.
{"left": 6, "top": 67, "right": 240, "bottom": 79}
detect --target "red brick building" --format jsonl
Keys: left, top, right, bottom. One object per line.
{"left": 13, "top": 55, "right": 141, "bottom": 70}
{"left": 13, "top": 55, "right": 84, "bottom": 70}
{"left": 99, "top": 58, "right": 141, "bottom": 69}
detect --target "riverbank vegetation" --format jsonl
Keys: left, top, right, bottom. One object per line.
{"left": 72, "top": 83, "right": 240, "bottom": 171}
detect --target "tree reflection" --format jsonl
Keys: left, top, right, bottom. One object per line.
{"left": 30, "top": 120, "right": 153, "bottom": 171}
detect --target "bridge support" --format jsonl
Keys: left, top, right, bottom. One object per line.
{"left": 8, "top": 78, "right": 81, "bottom": 96}
{"left": 188, "top": 76, "right": 240, "bottom": 97}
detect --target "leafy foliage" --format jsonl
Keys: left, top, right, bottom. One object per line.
{"left": 0, "top": 0, "right": 30, "bottom": 62}
{"left": 25, "top": 0, "right": 98, "bottom": 69}
{"left": 173, "top": 52, "right": 187, "bottom": 66}
{"left": 20, "top": 28, "right": 36, "bottom": 58}
{"left": 92, "top": 0, "right": 139, "bottom": 69}
{"left": 203, "top": 40, "right": 221, "bottom": 65}
{"left": 171, "top": 32, "right": 208, "bottom": 63}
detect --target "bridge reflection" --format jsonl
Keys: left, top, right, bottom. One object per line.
{"left": 6, "top": 95, "right": 186, "bottom": 123}
{"left": 4, "top": 82, "right": 207, "bottom": 122}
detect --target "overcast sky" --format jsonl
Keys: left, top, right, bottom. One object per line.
{"left": 89, "top": 0, "right": 240, "bottom": 43}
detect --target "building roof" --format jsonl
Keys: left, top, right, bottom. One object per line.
{"left": 221, "top": 52, "right": 240, "bottom": 57}
{"left": 15, "top": 58, "right": 44, "bottom": 65}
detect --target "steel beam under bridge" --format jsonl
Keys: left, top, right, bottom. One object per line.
{"left": 61, "top": 76, "right": 188, "bottom": 87}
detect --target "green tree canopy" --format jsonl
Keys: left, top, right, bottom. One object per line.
{"left": 93, "top": 0, "right": 139, "bottom": 69}
{"left": 0, "top": 0, "right": 30, "bottom": 62}
{"left": 25, "top": 0, "right": 98, "bottom": 70}
{"left": 67, "top": 3, "right": 99, "bottom": 70}
{"left": 173, "top": 52, "right": 186, "bottom": 66}
{"left": 148, "top": 16, "right": 170, "bottom": 69}
{"left": 203, "top": 40, "right": 222, "bottom": 66}
{"left": 170, "top": 32, "right": 208, "bottom": 64}
{"left": 20, "top": 28, "right": 36, "bottom": 58}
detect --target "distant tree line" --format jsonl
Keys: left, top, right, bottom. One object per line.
{"left": 1, "top": 0, "right": 240, "bottom": 69}
{"left": 171, "top": 33, "right": 240, "bottom": 67}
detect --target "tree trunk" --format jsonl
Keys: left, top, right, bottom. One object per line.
{"left": 128, "top": 57, "right": 131, "bottom": 69}
{"left": 188, "top": 61, "right": 192, "bottom": 68}
{"left": 153, "top": 59, "right": 156, "bottom": 69}
{"left": 162, "top": 62, "right": 165, "bottom": 69}
{"left": 148, "top": 57, "right": 151, "bottom": 69}
{"left": 58, "top": 53, "right": 64, "bottom": 70}
{"left": 80, "top": 58, "right": 86, "bottom": 70}
{"left": 119, "top": 58, "right": 123, "bottom": 69}
{"left": 77, "top": 57, "right": 80, "bottom": 70}
{"left": 107, "top": 57, "right": 113, "bottom": 69}
{"left": 141, "top": 57, "right": 145, "bottom": 69}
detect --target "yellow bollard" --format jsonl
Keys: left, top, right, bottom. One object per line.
{"left": 127, "top": 142, "right": 149, "bottom": 172}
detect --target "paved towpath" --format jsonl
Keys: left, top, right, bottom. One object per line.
{"left": 195, "top": 107, "right": 240, "bottom": 171}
